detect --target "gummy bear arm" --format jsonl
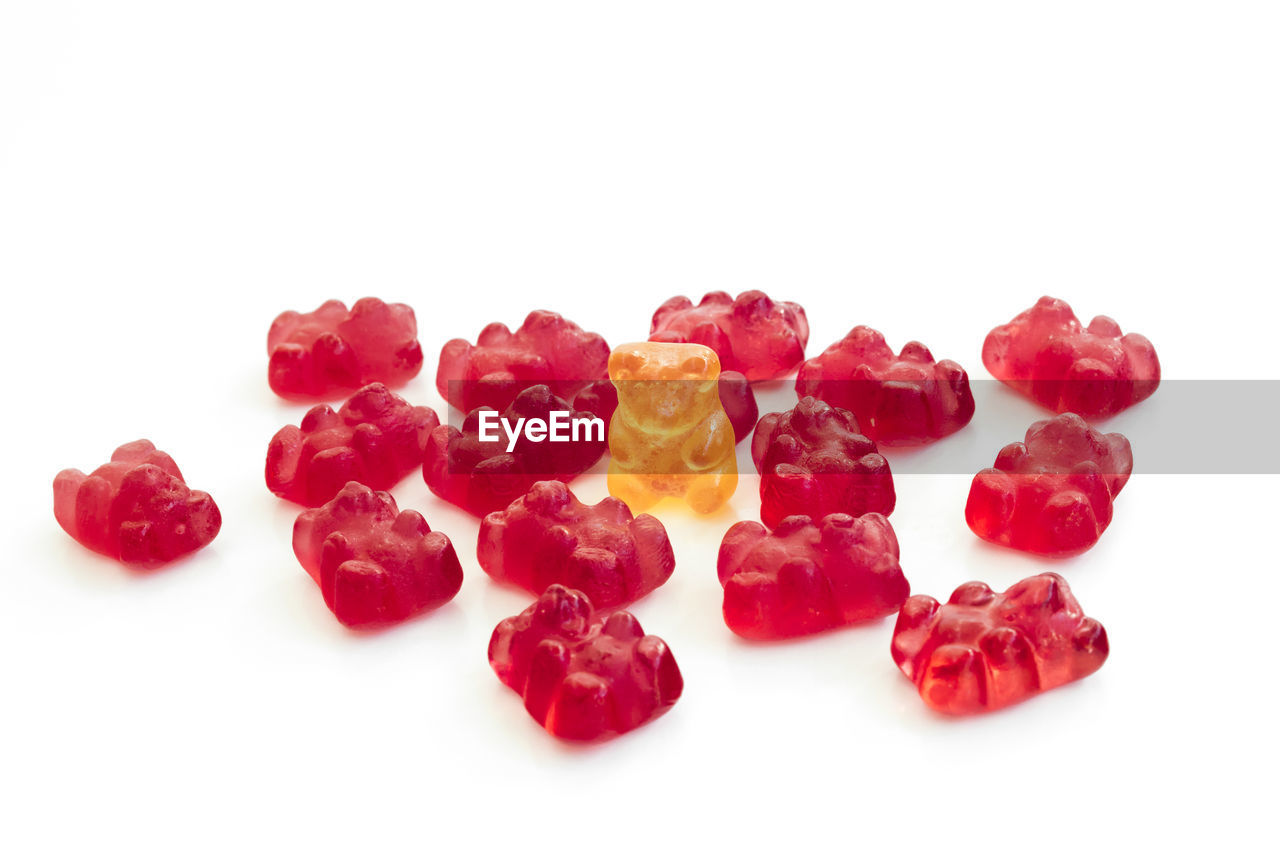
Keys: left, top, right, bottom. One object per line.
{"left": 680, "top": 413, "right": 735, "bottom": 470}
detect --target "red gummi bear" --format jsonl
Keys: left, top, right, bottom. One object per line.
{"left": 649, "top": 290, "right": 809, "bottom": 381}
{"left": 292, "top": 482, "right": 462, "bottom": 628}
{"left": 571, "top": 370, "right": 759, "bottom": 444}
{"left": 53, "top": 440, "right": 221, "bottom": 568}
{"left": 796, "top": 326, "right": 975, "bottom": 445}
{"left": 966, "top": 413, "right": 1132, "bottom": 557}
{"left": 267, "top": 298, "right": 424, "bottom": 399}
{"left": 423, "top": 384, "right": 606, "bottom": 517}
{"left": 488, "top": 585, "right": 683, "bottom": 741}
{"left": 891, "top": 573, "right": 1108, "bottom": 715}
{"left": 751, "top": 396, "right": 895, "bottom": 529}
{"left": 436, "top": 310, "right": 611, "bottom": 413}
{"left": 717, "top": 513, "right": 908, "bottom": 640}
{"left": 478, "top": 481, "right": 675, "bottom": 608}
{"left": 266, "top": 383, "right": 439, "bottom": 507}
{"left": 982, "top": 296, "right": 1160, "bottom": 418}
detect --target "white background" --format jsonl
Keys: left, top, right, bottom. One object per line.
{"left": 2, "top": 3, "right": 1277, "bottom": 850}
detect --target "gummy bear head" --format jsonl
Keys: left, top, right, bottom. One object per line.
{"left": 609, "top": 342, "right": 722, "bottom": 428}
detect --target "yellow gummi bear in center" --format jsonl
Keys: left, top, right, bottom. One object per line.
{"left": 606, "top": 342, "right": 738, "bottom": 514}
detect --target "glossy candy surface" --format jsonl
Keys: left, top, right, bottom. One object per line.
{"left": 572, "top": 369, "right": 758, "bottom": 444}
{"left": 424, "top": 384, "right": 606, "bottom": 517}
{"left": 436, "top": 309, "right": 611, "bottom": 413}
{"left": 53, "top": 440, "right": 221, "bottom": 568}
{"left": 479, "top": 481, "right": 674, "bottom": 608}
{"left": 267, "top": 298, "right": 424, "bottom": 399}
{"left": 266, "top": 383, "right": 438, "bottom": 507}
{"left": 489, "top": 585, "right": 683, "bottom": 741}
{"left": 892, "top": 573, "right": 1108, "bottom": 715}
{"left": 649, "top": 290, "right": 809, "bottom": 381}
{"left": 606, "top": 342, "right": 738, "bottom": 514}
{"left": 717, "top": 513, "right": 908, "bottom": 639}
{"left": 796, "top": 326, "right": 974, "bottom": 445}
{"left": 752, "top": 396, "right": 894, "bottom": 529}
{"left": 293, "top": 482, "right": 462, "bottom": 628}
{"left": 966, "top": 413, "right": 1132, "bottom": 556}
{"left": 982, "top": 296, "right": 1160, "bottom": 418}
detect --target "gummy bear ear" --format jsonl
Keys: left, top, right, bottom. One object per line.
{"left": 680, "top": 352, "right": 710, "bottom": 376}
{"left": 609, "top": 348, "right": 648, "bottom": 380}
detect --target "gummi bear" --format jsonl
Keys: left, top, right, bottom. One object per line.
{"left": 891, "top": 573, "right": 1108, "bottom": 715}
{"left": 53, "top": 440, "right": 221, "bottom": 568}
{"left": 572, "top": 369, "right": 758, "bottom": 444}
{"left": 478, "top": 481, "right": 675, "bottom": 608}
{"left": 489, "top": 585, "right": 683, "bottom": 741}
{"left": 292, "top": 482, "right": 462, "bottom": 628}
{"left": 751, "top": 396, "right": 894, "bottom": 529}
{"left": 649, "top": 290, "right": 810, "bottom": 381}
{"left": 606, "top": 342, "right": 738, "bottom": 514}
{"left": 266, "top": 383, "right": 439, "bottom": 507}
{"left": 965, "top": 413, "right": 1132, "bottom": 557}
{"left": 423, "top": 384, "right": 606, "bottom": 517}
{"left": 436, "top": 309, "right": 611, "bottom": 413}
{"left": 717, "top": 513, "right": 908, "bottom": 640}
{"left": 796, "top": 326, "right": 974, "bottom": 445}
{"left": 982, "top": 296, "right": 1160, "bottom": 418}
{"left": 267, "top": 298, "right": 424, "bottom": 399}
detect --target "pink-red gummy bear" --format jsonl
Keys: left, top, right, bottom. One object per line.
{"left": 267, "top": 383, "right": 439, "bottom": 507}
{"left": 891, "top": 572, "right": 1109, "bottom": 715}
{"left": 571, "top": 370, "right": 759, "bottom": 445}
{"left": 966, "top": 413, "right": 1132, "bottom": 557}
{"left": 293, "top": 482, "right": 462, "bottom": 628}
{"left": 717, "top": 513, "right": 908, "bottom": 640}
{"left": 267, "top": 298, "right": 424, "bottom": 399}
{"left": 796, "top": 326, "right": 975, "bottom": 445}
{"left": 489, "top": 585, "right": 683, "bottom": 741}
{"left": 649, "top": 290, "right": 809, "bottom": 381}
{"left": 53, "top": 440, "right": 221, "bottom": 568}
{"left": 752, "top": 396, "right": 895, "bottom": 529}
{"left": 436, "top": 310, "right": 611, "bottom": 413}
{"left": 479, "top": 481, "right": 675, "bottom": 608}
{"left": 982, "top": 296, "right": 1160, "bottom": 418}
{"left": 424, "top": 384, "right": 606, "bottom": 517}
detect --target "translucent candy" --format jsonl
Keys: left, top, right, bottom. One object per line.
{"left": 649, "top": 290, "right": 809, "bottom": 381}
{"left": 572, "top": 370, "right": 758, "bottom": 444}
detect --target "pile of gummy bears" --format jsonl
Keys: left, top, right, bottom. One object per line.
{"left": 52, "top": 291, "right": 1159, "bottom": 741}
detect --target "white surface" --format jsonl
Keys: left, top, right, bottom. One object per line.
{"left": 2, "top": 3, "right": 1277, "bottom": 850}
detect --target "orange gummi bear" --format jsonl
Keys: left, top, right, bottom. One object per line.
{"left": 607, "top": 342, "right": 737, "bottom": 514}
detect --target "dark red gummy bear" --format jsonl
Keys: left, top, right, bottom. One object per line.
{"left": 751, "top": 396, "right": 895, "bottom": 529}
{"left": 292, "top": 482, "right": 462, "bottom": 628}
{"left": 649, "top": 290, "right": 809, "bottom": 381}
{"left": 479, "top": 481, "right": 675, "bottom": 608}
{"left": 488, "top": 585, "right": 683, "bottom": 741}
{"left": 423, "top": 384, "right": 606, "bottom": 517}
{"left": 266, "top": 383, "right": 439, "bottom": 507}
{"left": 966, "top": 413, "right": 1132, "bottom": 557}
{"left": 53, "top": 440, "right": 221, "bottom": 568}
{"left": 796, "top": 326, "right": 975, "bottom": 445}
{"left": 982, "top": 295, "right": 1160, "bottom": 418}
{"left": 267, "top": 298, "right": 424, "bottom": 399}
{"left": 436, "top": 309, "right": 611, "bottom": 413}
{"left": 571, "top": 370, "right": 759, "bottom": 444}
{"left": 717, "top": 513, "right": 908, "bottom": 640}
{"left": 891, "top": 572, "right": 1108, "bottom": 715}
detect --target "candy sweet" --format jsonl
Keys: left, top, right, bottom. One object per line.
{"left": 267, "top": 298, "right": 424, "bottom": 399}
{"left": 965, "top": 413, "right": 1132, "bottom": 557}
{"left": 53, "top": 440, "right": 221, "bottom": 568}
{"left": 607, "top": 342, "right": 738, "bottom": 514}
{"left": 266, "top": 383, "right": 438, "bottom": 507}
{"left": 717, "top": 513, "right": 908, "bottom": 640}
{"left": 436, "top": 310, "right": 611, "bottom": 413}
{"left": 424, "top": 384, "right": 606, "bottom": 517}
{"left": 572, "top": 369, "right": 758, "bottom": 444}
{"left": 649, "top": 290, "right": 809, "bottom": 381}
{"left": 489, "top": 585, "right": 683, "bottom": 740}
{"left": 293, "top": 482, "right": 462, "bottom": 628}
{"left": 751, "top": 396, "right": 894, "bottom": 529}
{"left": 891, "top": 573, "right": 1108, "bottom": 715}
{"left": 796, "top": 326, "right": 974, "bottom": 445}
{"left": 982, "top": 296, "right": 1160, "bottom": 418}
{"left": 479, "top": 481, "right": 675, "bottom": 608}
